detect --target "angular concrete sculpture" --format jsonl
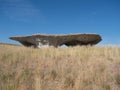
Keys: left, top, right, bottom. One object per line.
{"left": 10, "top": 33, "right": 102, "bottom": 48}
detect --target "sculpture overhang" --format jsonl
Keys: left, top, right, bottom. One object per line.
{"left": 10, "top": 33, "right": 102, "bottom": 48}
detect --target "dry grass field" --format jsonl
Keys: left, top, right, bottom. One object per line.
{"left": 0, "top": 44, "right": 120, "bottom": 90}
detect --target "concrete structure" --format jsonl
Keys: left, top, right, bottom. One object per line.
{"left": 10, "top": 33, "right": 102, "bottom": 48}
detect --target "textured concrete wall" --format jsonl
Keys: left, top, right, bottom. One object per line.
{"left": 10, "top": 34, "right": 102, "bottom": 48}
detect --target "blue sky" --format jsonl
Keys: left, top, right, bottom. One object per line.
{"left": 0, "top": 0, "right": 120, "bottom": 45}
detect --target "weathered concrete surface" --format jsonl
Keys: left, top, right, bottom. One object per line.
{"left": 9, "top": 34, "right": 102, "bottom": 48}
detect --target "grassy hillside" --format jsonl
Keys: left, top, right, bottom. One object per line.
{"left": 0, "top": 42, "right": 20, "bottom": 46}
{"left": 0, "top": 44, "right": 120, "bottom": 90}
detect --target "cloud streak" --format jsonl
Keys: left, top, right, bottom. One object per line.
{"left": 1, "top": 0, "right": 45, "bottom": 22}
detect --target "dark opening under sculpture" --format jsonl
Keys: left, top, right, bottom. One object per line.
{"left": 10, "top": 33, "right": 102, "bottom": 48}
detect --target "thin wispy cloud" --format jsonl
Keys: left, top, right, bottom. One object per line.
{"left": 1, "top": 0, "right": 45, "bottom": 22}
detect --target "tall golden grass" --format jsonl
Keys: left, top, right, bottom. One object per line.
{"left": 0, "top": 44, "right": 120, "bottom": 90}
